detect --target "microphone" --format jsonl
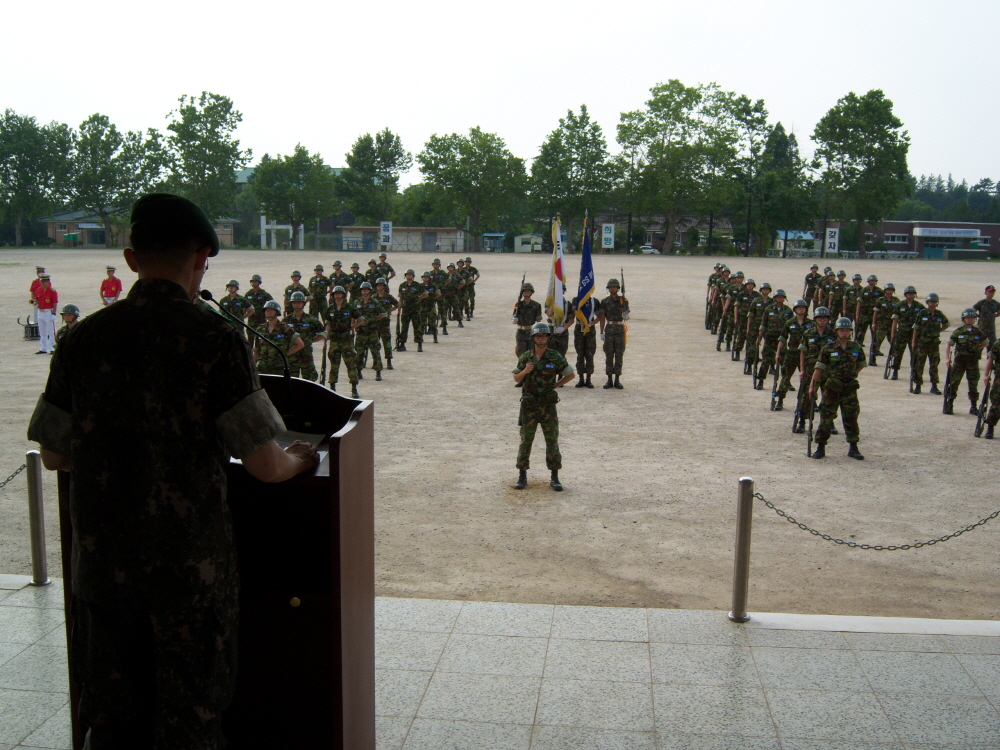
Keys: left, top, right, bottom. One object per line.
{"left": 200, "top": 289, "right": 293, "bottom": 420}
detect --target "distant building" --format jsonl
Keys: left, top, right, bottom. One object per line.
{"left": 42, "top": 210, "right": 237, "bottom": 248}
{"left": 339, "top": 226, "right": 466, "bottom": 253}
{"left": 513, "top": 233, "right": 543, "bottom": 253}
{"left": 774, "top": 230, "right": 815, "bottom": 252}
{"left": 818, "top": 220, "right": 1000, "bottom": 259}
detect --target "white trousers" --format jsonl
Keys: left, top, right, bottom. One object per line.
{"left": 37, "top": 309, "right": 56, "bottom": 352}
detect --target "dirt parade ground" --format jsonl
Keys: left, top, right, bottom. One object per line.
{"left": 1, "top": 248, "right": 998, "bottom": 621}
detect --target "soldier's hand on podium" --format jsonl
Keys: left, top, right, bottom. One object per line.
{"left": 286, "top": 440, "right": 319, "bottom": 470}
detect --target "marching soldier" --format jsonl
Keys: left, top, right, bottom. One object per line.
{"left": 100, "top": 265, "right": 122, "bottom": 306}
{"left": 731, "top": 277, "right": 759, "bottom": 361}
{"left": 706, "top": 262, "right": 723, "bottom": 329}
{"left": 973, "top": 285, "right": 999, "bottom": 345}
{"left": 513, "top": 282, "right": 542, "bottom": 364}
{"left": 888, "top": 285, "right": 925, "bottom": 380}
{"left": 754, "top": 288, "right": 791, "bottom": 388}
{"left": 910, "top": 293, "right": 949, "bottom": 395}
{"left": 329, "top": 260, "right": 349, "bottom": 291}
{"left": 464, "top": 255, "right": 480, "bottom": 318}
{"left": 455, "top": 258, "right": 471, "bottom": 320}
{"left": 429, "top": 258, "right": 450, "bottom": 331}
{"left": 420, "top": 271, "right": 442, "bottom": 343}
{"left": 397, "top": 269, "right": 426, "bottom": 352}
{"left": 827, "top": 269, "right": 849, "bottom": 318}
{"left": 511, "top": 322, "right": 575, "bottom": 491}
{"left": 308, "top": 265, "right": 332, "bottom": 321}
{"left": 55, "top": 303, "right": 82, "bottom": 347}
{"left": 773, "top": 299, "right": 814, "bottom": 410}
{"left": 253, "top": 300, "right": 304, "bottom": 375}
{"left": 855, "top": 275, "right": 882, "bottom": 347}
{"left": 802, "top": 263, "right": 822, "bottom": 311}
{"left": 346, "top": 262, "right": 366, "bottom": 302}
{"left": 814, "top": 267, "right": 835, "bottom": 310}
{"left": 325, "top": 286, "right": 360, "bottom": 397}
{"left": 808, "top": 317, "right": 867, "bottom": 460}
{"left": 710, "top": 266, "right": 731, "bottom": 334}
{"left": 870, "top": 283, "right": 897, "bottom": 366}
{"left": 364, "top": 258, "right": 380, "bottom": 287}
{"left": 717, "top": 271, "right": 744, "bottom": 352}
{"left": 283, "top": 270, "right": 309, "bottom": 315}
{"left": 219, "top": 279, "right": 254, "bottom": 337}
{"left": 795, "top": 306, "right": 836, "bottom": 433}
{"left": 979, "top": 336, "right": 1000, "bottom": 438}
{"left": 374, "top": 278, "right": 399, "bottom": 369}
{"left": 944, "top": 309, "right": 988, "bottom": 415}
{"left": 569, "top": 294, "right": 598, "bottom": 388}
{"left": 282, "top": 291, "right": 324, "bottom": 381}
{"left": 245, "top": 274, "right": 273, "bottom": 329}
{"left": 443, "top": 262, "right": 463, "bottom": 332}
{"left": 376, "top": 252, "right": 396, "bottom": 283}
{"left": 843, "top": 273, "right": 864, "bottom": 323}
{"left": 354, "top": 282, "right": 386, "bottom": 380}
{"left": 598, "top": 278, "right": 629, "bottom": 389}
{"left": 745, "top": 282, "right": 772, "bottom": 377}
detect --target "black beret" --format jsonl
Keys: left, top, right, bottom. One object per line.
{"left": 129, "top": 193, "right": 220, "bottom": 257}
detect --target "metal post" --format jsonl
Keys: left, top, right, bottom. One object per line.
{"left": 25, "top": 450, "right": 50, "bottom": 586}
{"left": 728, "top": 477, "right": 754, "bottom": 622}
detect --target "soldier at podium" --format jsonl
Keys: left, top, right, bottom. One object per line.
{"left": 27, "top": 193, "right": 317, "bottom": 749}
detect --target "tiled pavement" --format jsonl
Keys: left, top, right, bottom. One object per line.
{"left": 2, "top": 578, "right": 999, "bottom": 749}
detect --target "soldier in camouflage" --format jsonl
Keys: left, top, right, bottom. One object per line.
{"left": 374, "top": 278, "right": 399, "bottom": 369}
{"left": 445, "top": 262, "right": 466, "bottom": 329}
{"left": 802, "top": 263, "right": 822, "bottom": 311}
{"left": 973, "top": 285, "right": 999, "bottom": 345}
{"left": 463, "top": 255, "right": 480, "bottom": 318}
{"left": 283, "top": 270, "right": 309, "bottom": 315}
{"left": 397, "top": 269, "right": 426, "bottom": 352}
{"left": 827, "top": 270, "right": 850, "bottom": 318}
{"left": 795, "top": 306, "right": 837, "bottom": 433}
{"left": 513, "top": 282, "right": 542, "bottom": 362}
{"left": 814, "top": 267, "right": 835, "bottom": 310}
{"left": 429, "top": 258, "right": 450, "bottom": 332}
{"left": 282, "top": 291, "right": 324, "bottom": 381}
{"left": 808, "top": 317, "right": 867, "bottom": 460}
{"left": 512, "top": 322, "right": 576, "bottom": 491}
{"left": 717, "top": 271, "right": 744, "bottom": 352}
{"left": 254, "top": 300, "right": 304, "bottom": 375}
{"left": 329, "top": 260, "right": 349, "bottom": 294}
{"left": 455, "top": 258, "right": 471, "bottom": 320}
{"left": 870, "top": 283, "right": 897, "bottom": 366}
{"left": 569, "top": 294, "right": 599, "bottom": 388}
{"left": 855, "top": 274, "right": 883, "bottom": 347}
{"left": 308, "top": 264, "right": 332, "bottom": 321}
{"left": 55, "top": 303, "right": 81, "bottom": 347}
{"left": 219, "top": 280, "right": 254, "bottom": 337}
{"left": 910, "top": 293, "right": 949, "bottom": 395}
{"left": 889, "top": 286, "right": 925, "bottom": 380}
{"left": 979, "top": 337, "right": 1000, "bottom": 438}
{"left": 773, "top": 299, "right": 814, "bottom": 410}
{"left": 731, "top": 277, "right": 759, "bottom": 361}
{"left": 325, "top": 286, "right": 360, "bottom": 396}
{"left": 346, "top": 262, "right": 366, "bottom": 303}
{"left": 944, "top": 309, "right": 988, "bottom": 415}
{"left": 755, "top": 289, "right": 791, "bottom": 388}
{"left": 744, "top": 282, "right": 772, "bottom": 377}
{"left": 420, "top": 271, "right": 442, "bottom": 343}
{"left": 244, "top": 274, "right": 273, "bottom": 329}
{"left": 353, "top": 282, "right": 386, "bottom": 380}
{"left": 843, "top": 273, "right": 864, "bottom": 323}
{"left": 598, "top": 278, "right": 630, "bottom": 389}
{"left": 376, "top": 252, "right": 396, "bottom": 283}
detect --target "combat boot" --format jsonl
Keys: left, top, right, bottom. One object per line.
{"left": 442, "top": 325, "right": 448, "bottom": 335}
{"left": 716, "top": 341, "right": 722, "bottom": 351}
{"left": 811, "top": 443, "right": 826, "bottom": 459}
{"left": 986, "top": 425, "right": 994, "bottom": 439}
{"left": 970, "top": 403, "right": 980, "bottom": 416}
{"left": 550, "top": 471, "right": 563, "bottom": 491}
{"left": 375, "top": 372, "right": 382, "bottom": 381}
{"left": 603, "top": 376, "right": 614, "bottom": 389}
{"left": 848, "top": 442, "right": 865, "bottom": 460}
{"left": 351, "top": 383, "right": 359, "bottom": 398}
{"left": 943, "top": 399, "right": 954, "bottom": 415}
{"left": 514, "top": 470, "right": 527, "bottom": 490}
{"left": 868, "top": 354, "right": 877, "bottom": 367}
{"left": 890, "top": 369, "right": 898, "bottom": 380}
{"left": 575, "top": 377, "right": 586, "bottom": 388}
{"left": 733, "top": 350, "right": 741, "bottom": 361}
{"left": 929, "top": 383, "right": 941, "bottom": 395}
{"left": 433, "top": 334, "right": 438, "bottom": 343}
{"left": 830, "top": 427, "right": 839, "bottom": 435}
{"left": 357, "top": 369, "right": 363, "bottom": 380}
{"left": 387, "top": 359, "right": 393, "bottom": 370}
{"left": 467, "top": 313, "right": 472, "bottom": 321}
{"left": 788, "top": 383, "right": 795, "bottom": 392}
{"left": 774, "top": 395, "right": 784, "bottom": 411}
{"left": 330, "top": 382, "right": 337, "bottom": 392}
{"left": 912, "top": 384, "right": 921, "bottom": 394}
{"left": 417, "top": 342, "right": 423, "bottom": 352}
{"left": 725, "top": 342, "right": 730, "bottom": 352}
{"left": 457, "top": 320, "right": 464, "bottom": 328}
{"left": 614, "top": 376, "right": 623, "bottom": 389}
{"left": 585, "top": 375, "right": 594, "bottom": 388}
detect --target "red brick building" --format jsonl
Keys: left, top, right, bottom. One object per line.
{"left": 42, "top": 210, "right": 237, "bottom": 248}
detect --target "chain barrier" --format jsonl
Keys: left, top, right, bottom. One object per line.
{"left": 0, "top": 464, "right": 27, "bottom": 490}
{"left": 755, "top": 492, "right": 1000, "bottom": 551}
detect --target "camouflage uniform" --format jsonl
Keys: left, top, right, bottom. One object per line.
{"left": 28, "top": 278, "right": 284, "bottom": 748}
{"left": 328, "top": 271, "right": 349, "bottom": 297}
{"left": 513, "top": 297, "right": 543, "bottom": 356}
{"left": 732, "top": 286, "right": 759, "bottom": 356}
{"left": 364, "top": 263, "right": 380, "bottom": 287}
{"left": 569, "top": 296, "right": 599, "bottom": 377}
{"left": 325, "top": 300, "right": 360, "bottom": 387}
{"left": 911, "top": 308, "right": 949, "bottom": 388}
{"left": 513, "top": 346, "right": 574, "bottom": 471}
{"left": 219, "top": 293, "right": 254, "bottom": 333}
{"left": 244, "top": 286, "right": 273, "bottom": 328}
{"left": 55, "top": 320, "right": 80, "bottom": 346}
{"left": 756, "top": 302, "right": 792, "bottom": 384}
{"left": 973, "top": 297, "right": 1000, "bottom": 345}
{"left": 464, "top": 262, "right": 479, "bottom": 316}
{"left": 984, "top": 339, "right": 1000, "bottom": 427}
{"left": 375, "top": 291, "right": 399, "bottom": 362}
{"left": 282, "top": 282, "right": 309, "bottom": 315}
{"left": 346, "top": 271, "right": 366, "bottom": 303}
{"left": 816, "top": 274, "right": 836, "bottom": 310}
{"left": 420, "top": 279, "right": 440, "bottom": 339}
{"left": 890, "top": 299, "right": 926, "bottom": 370}
{"left": 429, "top": 265, "right": 450, "bottom": 328}
{"left": 600, "top": 294, "right": 629, "bottom": 376}
{"left": 354, "top": 295, "right": 386, "bottom": 373}
{"left": 827, "top": 279, "right": 849, "bottom": 318}
{"left": 843, "top": 283, "right": 863, "bottom": 322}
{"left": 856, "top": 284, "right": 883, "bottom": 346}
{"left": 282, "top": 311, "right": 323, "bottom": 381}
{"left": 397, "top": 279, "right": 426, "bottom": 345}
{"left": 254, "top": 319, "right": 301, "bottom": 376}
{"left": 456, "top": 264, "right": 471, "bottom": 318}
{"left": 717, "top": 280, "right": 741, "bottom": 349}
{"left": 744, "top": 293, "right": 771, "bottom": 369}
{"left": 444, "top": 269, "right": 465, "bottom": 327}
{"left": 803, "top": 272, "right": 823, "bottom": 310}
{"left": 777, "top": 316, "right": 815, "bottom": 397}
{"left": 376, "top": 261, "right": 395, "bottom": 282}
{"left": 308, "top": 274, "right": 332, "bottom": 320}
{"left": 814, "top": 339, "right": 867, "bottom": 445}
{"left": 871, "top": 293, "right": 897, "bottom": 354}
{"left": 799, "top": 324, "right": 837, "bottom": 382}
{"left": 947, "top": 325, "right": 987, "bottom": 407}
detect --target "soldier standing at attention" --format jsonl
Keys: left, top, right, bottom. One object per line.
{"left": 374, "top": 278, "right": 399, "bottom": 369}
{"left": 944, "top": 309, "right": 988, "bottom": 415}
{"left": 419, "top": 271, "right": 442, "bottom": 344}
{"left": 808, "top": 317, "right": 867, "bottom": 460}
{"left": 100, "top": 265, "right": 123, "bottom": 306}
{"left": 245, "top": 274, "right": 273, "bottom": 329}
{"left": 870, "top": 283, "right": 897, "bottom": 366}
{"left": 28, "top": 266, "right": 45, "bottom": 320}
{"left": 745, "top": 282, "right": 772, "bottom": 377}
{"left": 706, "top": 262, "right": 722, "bottom": 328}
{"left": 978, "top": 336, "right": 1000, "bottom": 438}
{"left": 802, "top": 263, "right": 822, "bottom": 311}
{"left": 455, "top": 258, "right": 471, "bottom": 321}
{"left": 888, "top": 285, "right": 925, "bottom": 381}
{"left": 827, "top": 270, "right": 850, "bottom": 318}
{"left": 441, "top": 262, "right": 462, "bottom": 333}
{"left": 512, "top": 322, "right": 575, "bottom": 491}
{"left": 430, "top": 258, "right": 449, "bottom": 331}
{"left": 353, "top": 282, "right": 386, "bottom": 380}
{"left": 814, "top": 267, "right": 835, "bottom": 310}
{"left": 463, "top": 256, "right": 480, "bottom": 318}
{"left": 308, "top": 264, "right": 331, "bottom": 321}
{"left": 598, "top": 278, "right": 629, "bottom": 390}
{"left": 283, "top": 270, "right": 309, "bottom": 316}
{"left": 219, "top": 280, "right": 254, "bottom": 337}
{"left": 513, "top": 282, "right": 543, "bottom": 364}
{"left": 364, "top": 258, "right": 380, "bottom": 287}
{"left": 329, "top": 260, "right": 349, "bottom": 292}
{"left": 325, "top": 286, "right": 360, "bottom": 396}
{"left": 973, "top": 285, "right": 999, "bottom": 345}
{"left": 569, "top": 294, "right": 598, "bottom": 388}
{"left": 731, "top": 276, "right": 758, "bottom": 361}
{"left": 717, "top": 271, "right": 744, "bottom": 352}
{"left": 773, "top": 299, "right": 815, "bottom": 411}
{"left": 55, "top": 303, "right": 82, "bottom": 347}
{"left": 843, "top": 274, "right": 864, "bottom": 324}
{"left": 346, "top": 262, "right": 366, "bottom": 303}
{"left": 376, "top": 251, "right": 396, "bottom": 283}
{"left": 754, "top": 289, "right": 791, "bottom": 388}
{"left": 855, "top": 274, "right": 882, "bottom": 347}
{"left": 282, "top": 291, "right": 324, "bottom": 381}
{"left": 796, "top": 306, "right": 836, "bottom": 433}
{"left": 254, "top": 300, "right": 304, "bottom": 375}
{"left": 34, "top": 274, "right": 59, "bottom": 355}
{"left": 910, "top": 293, "right": 949, "bottom": 395}
{"left": 397, "top": 269, "right": 426, "bottom": 352}
{"left": 448, "top": 262, "right": 466, "bottom": 329}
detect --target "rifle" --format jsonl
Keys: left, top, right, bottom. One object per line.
{"left": 769, "top": 358, "right": 781, "bottom": 410}
{"left": 620, "top": 267, "right": 626, "bottom": 298}
{"left": 942, "top": 350, "right": 953, "bottom": 413}
{"left": 908, "top": 337, "right": 917, "bottom": 393}
{"left": 806, "top": 391, "right": 815, "bottom": 457}
{"left": 868, "top": 333, "right": 876, "bottom": 367}
{"left": 705, "top": 299, "right": 712, "bottom": 330}
{"left": 974, "top": 370, "right": 991, "bottom": 437}
{"left": 320, "top": 334, "right": 328, "bottom": 385}
{"left": 882, "top": 330, "right": 897, "bottom": 379}
{"left": 394, "top": 307, "right": 402, "bottom": 351}
{"left": 792, "top": 383, "right": 807, "bottom": 434}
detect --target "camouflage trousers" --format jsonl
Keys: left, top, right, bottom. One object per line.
{"left": 717, "top": 310, "right": 735, "bottom": 345}
{"left": 291, "top": 346, "right": 318, "bottom": 382}
{"left": 457, "top": 290, "right": 469, "bottom": 317}
{"left": 516, "top": 330, "right": 533, "bottom": 357}
{"left": 912, "top": 341, "right": 941, "bottom": 386}
{"left": 309, "top": 298, "right": 327, "bottom": 322}
{"left": 891, "top": 330, "right": 914, "bottom": 370}
{"left": 516, "top": 398, "right": 561, "bottom": 471}
{"left": 355, "top": 329, "right": 383, "bottom": 372}
{"left": 815, "top": 383, "right": 861, "bottom": 444}
{"left": 327, "top": 333, "right": 358, "bottom": 385}
{"left": 466, "top": 284, "right": 476, "bottom": 313}
{"left": 451, "top": 294, "right": 466, "bottom": 322}
{"left": 550, "top": 328, "right": 569, "bottom": 357}
{"left": 981, "top": 320, "right": 996, "bottom": 346}
{"left": 256, "top": 359, "right": 286, "bottom": 376}
{"left": 855, "top": 314, "right": 874, "bottom": 345}
{"left": 733, "top": 316, "right": 750, "bottom": 352}
{"left": 872, "top": 324, "right": 892, "bottom": 355}
{"left": 438, "top": 297, "right": 452, "bottom": 328}
{"left": 755, "top": 336, "right": 779, "bottom": 382}
{"left": 947, "top": 357, "right": 980, "bottom": 405}
{"left": 574, "top": 326, "right": 596, "bottom": 375}
{"left": 377, "top": 324, "right": 393, "bottom": 361}
{"left": 421, "top": 303, "right": 437, "bottom": 336}
{"left": 604, "top": 329, "right": 626, "bottom": 375}
{"left": 73, "top": 596, "right": 236, "bottom": 750}
{"left": 399, "top": 307, "right": 423, "bottom": 344}
{"left": 985, "top": 375, "right": 1000, "bottom": 426}
{"left": 777, "top": 351, "right": 801, "bottom": 397}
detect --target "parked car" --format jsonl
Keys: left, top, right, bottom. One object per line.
{"left": 638, "top": 245, "right": 660, "bottom": 254}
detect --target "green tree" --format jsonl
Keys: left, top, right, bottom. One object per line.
{"left": 393, "top": 182, "right": 459, "bottom": 227}
{"left": 70, "top": 113, "right": 166, "bottom": 247}
{"left": 0, "top": 110, "right": 73, "bottom": 246}
{"left": 813, "top": 90, "right": 910, "bottom": 257}
{"left": 336, "top": 129, "right": 412, "bottom": 224}
{"left": 417, "top": 127, "right": 527, "bottom": 250}
{"left": 529, "top": 105, "right": 614, "bottom": 250}
{"left": 726, "top": 96, "right": 770, "bottom": 255}
{"left": 165, "top": 92, "right": 251, "bottom": 219}
{"left": 756, "top": 124, "right": 816, "bottom": 257}
{"left": 251, "top": 145, "right": 339, "bottom": 249}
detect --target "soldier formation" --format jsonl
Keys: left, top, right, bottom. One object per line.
{"left": 706, "top": 262, "right": 1000, "bottom": 457}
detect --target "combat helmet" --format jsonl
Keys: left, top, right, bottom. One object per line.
{"left": 359, "top": 281, "right": 373, "bottom": 290}
{"left": 332, "top": 285, "right": 346, "bottom": 295}
{"left": 852, "top": 274, "right": 862, "bottom": 281}
{"left": 837, "top": 270, "right": 846, "bottom": 277}
{"left": 421, "top": 272, "right": 431, "bottom": 278}
{"left": 926, "top": 293, "right": 940, "bottom": 303}
{"left": 962, "top": 308, "right": 978, "bottom": 318}
{"left": 379, "top": 252, "right": 387, "bottom": 259}
{"left": 60, "top": 303, "right": 80, "bottom": 317}
{"left": 733, "top": 271, "right": 744, "bottom": 279}
{"left": 447, "top": 262, "right": 456, "bottom": 269}
{"left": 904, "top": 285, "right": 917, "bottom": 295}
{"left": 815, "top": 306, "right": 831, "bottom": 317}
{"left": 884, "top": 282, "right": 895, "bottom": 291}
{"left": 368, "top": 258, "right": 377, "bottom": 265}
{"left": 793, "top": 298, "right": 809, "bottom": 309}
{"left": 835, "top": 317, "right": 853, "bottom": 330}
{"left": 745, "top": 278, "right": 756, "bottom": 286}
{"left": 465, "top": 256, "right": 472, "bottom": 263}
{"left": 530, "top": 322, "right": 551, "bottom": 337}
{"left": 333, "top": 260, "right": 343, "bottom": 267}
{"left": 351, "top": 262, "right": 360, "bottom": 269}
{"left": 867, "top": 274, "right": 878, "bottom": 282}
{"left": 607, "top": 278, "right": 621, "bottom": 288}
{"left": 226, "top": 279, "right": 239, "bottom": 289}
{"left": 250, "top": 274, "right": 262, "bottom": 282}
{"left": 824, "top": 267, "right": 833, "bottom": 275}
{"left": 314, "top": 264, "right": 324, "bottom": 271}
{"left": 263, "top": 300, "right": 282, "bottom": 312}
{"left": 375, "top": 278, "right": 387, "bottom": 286}
{"left": 291, "top": 270, "right": 302, "bottom": 277}
{"left": 760, "top": 282, "right": 772, "bottom": 291}
{"left": 522, "top": 282, "right": 535, "bottom": 292}
{"left": 432, "top": 258, "right": 441, "bottom": 264}
{"left": 290, "top": 291, "right": 307, "bottom": 302}
{"left": 773, "top": 288, "right": 787, "bottom": 297}
{"left": 405, "top": 269, "right": 415, "bottom": 276}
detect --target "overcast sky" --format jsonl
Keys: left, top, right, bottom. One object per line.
{"left": 4, "top": 0, "right": 997, "bottom": 188}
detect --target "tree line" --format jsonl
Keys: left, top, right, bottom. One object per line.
{"left": 2, "top": 85, "right": 998, "bottom": 254}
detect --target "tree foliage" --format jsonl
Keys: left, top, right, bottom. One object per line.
{"left": 165, "top": 92, "right": 251, "bottom": 219}
{"left": 336, "top": 129, "right": 412, "bottom": 224}
{"left": 755, "top": 124, "right": 816, "bottom": 255}
{"left": 252, "top": 144, "right": 339, "bottom": 248}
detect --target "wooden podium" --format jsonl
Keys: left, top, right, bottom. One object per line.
{"left": 58, "top": 375, "right": 375, "bottom": 749}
